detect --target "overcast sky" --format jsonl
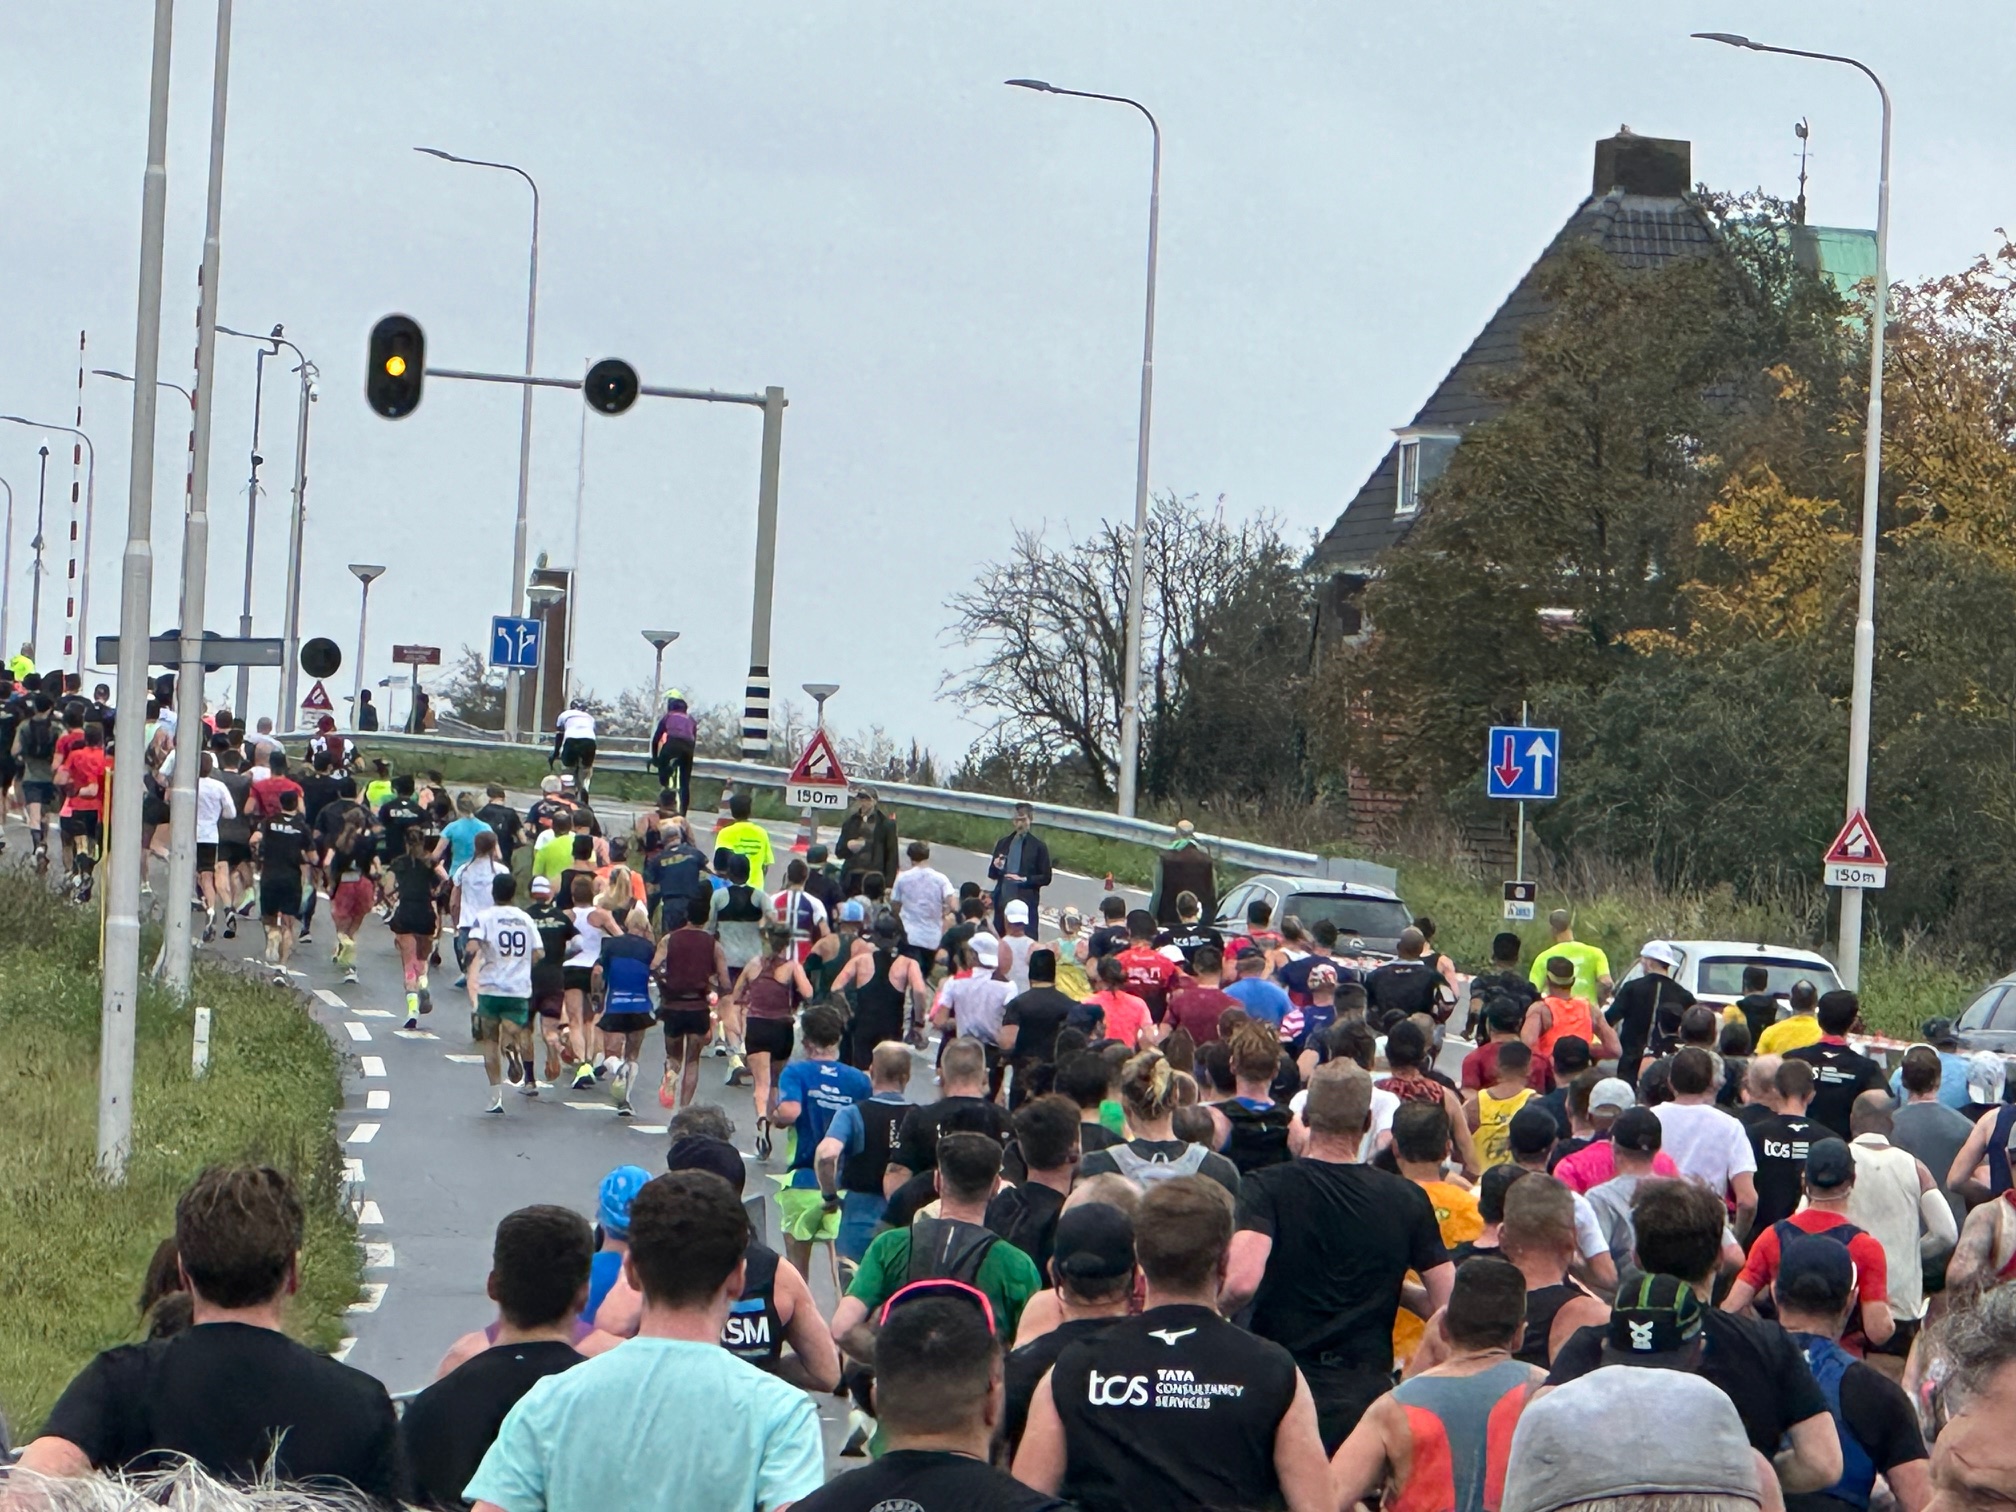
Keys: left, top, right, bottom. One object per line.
{"left": 1, "top": 1, "right": 2006, "bottom": 759}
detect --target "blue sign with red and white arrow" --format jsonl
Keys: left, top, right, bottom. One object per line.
{"left": 1486, "top": 726, "right": 1560, "bottom": 802}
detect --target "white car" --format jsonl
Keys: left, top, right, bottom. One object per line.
{"left": 1612, "top": 939, "right": 1842, "bottom": 1017}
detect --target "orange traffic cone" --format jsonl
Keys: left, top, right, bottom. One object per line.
{"left": 790, "top": 810, "right": 814, "bottom": 856}
{"left": 713, "top": 783, "right": 734, "bottom": 832}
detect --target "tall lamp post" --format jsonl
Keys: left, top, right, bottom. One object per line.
{"left": 1694, "top": 33, "right": 1890, "bottom": 988}
{"left": 415, "top": 146, "right": 540, "bottom": 741}
{"left": 209, "top": 321, "right": 279, "bottom": 720}
{"left": 642, "top": 628, "right": 680, "bottom": 700}
{"left": 217, "top": 325, "right": 316, "bottom": 730}
{"left": 348, "top": 564, "right": 385, "bottom": 730}
{"left": 28, "top": 444, "right": 49, "bottom": 657}
{"left": 1006, "top": 77, "right": 1161, "bottom": 818}
{"left": 2, "top": 418, "right": 96, "bottom": 674}
{"left": 0, "top": 474, "right": 12, "bottom": 652}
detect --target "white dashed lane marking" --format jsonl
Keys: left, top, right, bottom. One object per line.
{"left": 345, "top": 1123, "right": 380, "bottom": 1145}
{"left": 315, "top": 989, "right": 347, "bottom": 1008}
{"left": 362, "top": 1243, "right": 395, "bottom": 1270}
{"left": 353, "top": 1200, "right": 383, "bottom": 1225}
{"left": 366, "top": 1090, "right": 391, "bottom": 1111}
{"left": 346, "top": 1282, "right": 388, "bottom": 1314}
{"left": 343, "top": 1022, "right": 371, "bottom": 1042}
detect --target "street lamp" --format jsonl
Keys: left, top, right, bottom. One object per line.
{"left": 416, "top": 145, "right": 541, "bottom": 741}
{"left": 527, "top": 582, "right": 565, "bottom": 736}
{"left": 803, "top": 681, "right": 839, "bottom": 730}
{"left": 2, "top": 417, "right": 97, "bottom": 673}
{"left": 208, "top": 322, "right": 280, "bottom": 720}
{"left": 1693, "top": 32, "right": 1891, "bottom": 989}
{"left": 642, "top": 628, "right": 680, "bottom": 700}
{"left": 348, "top": 564, "right": 385, "bottom": 731}
{"left": 1006, "top": 77, "right": 1161, "bottom": 818}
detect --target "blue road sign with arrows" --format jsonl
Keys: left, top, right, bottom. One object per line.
{"left": 490, "top": 615, "right": 541, "bottom": 671}
{"left": 1486, "top": 726, "right": 1560, "bottom": 801}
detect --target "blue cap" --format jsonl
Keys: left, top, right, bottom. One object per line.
{"left": 598, "top": 1165, "right": 651, "bottom": 1239}
{"left": 840, "top": 898, "right": 867, "bottom": 923}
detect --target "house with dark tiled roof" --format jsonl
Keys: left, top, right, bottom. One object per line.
{"left": 1310, "top": 128, "right": 1874, "bottom": 639}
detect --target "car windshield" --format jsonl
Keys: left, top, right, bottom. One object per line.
{"left": 1281, "top": 893, "right": 1411, "bottom": 942}
{"left": 1696, "top": 956, "right": 1842, "bottom": 999}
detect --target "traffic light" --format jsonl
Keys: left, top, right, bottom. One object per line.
{"left": 367, "top": 315, "right": 425, "bottom": 418}
{"left": 584, "top": 358, "right": 639, "bottom": 415}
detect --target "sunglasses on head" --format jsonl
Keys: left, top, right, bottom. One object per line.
{"left": 876, "top": 1278, "right": 996, "bottom": 1334}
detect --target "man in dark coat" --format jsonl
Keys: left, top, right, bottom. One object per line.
{"left": 836, "top": 785, "right": 898, "bottom": 897}
{"left": 1149, "top": 819, "right": 1217, "bottom": 926}
{"left": 988, "top": 801, "right": 1053, "bottom": 934}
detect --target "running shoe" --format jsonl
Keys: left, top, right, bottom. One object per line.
{"left": 342, "top": 966, "right": 358, "bottom": 984}
{"left": 517, "top": 1079, "right": 539, "bottom": 1099}
{"left": 404, "top": 1011, "right": 419, "bottom": 1031}
{"left": 272, "top": 970, "right": 288, "bottom": 987}
{"left": 221, "top": 917, "right": 235, "bottom": 940}
{"left": 485, "top": 1092, "right": 505, "bottom": 1115}
{"left": 504, "top": 1046, "right": 523, "bottom": 1086}
{"left": 297, "top": 929, "right": 312, "bottom": 945}
{"left": 76, "top": 877, "right": 92, "bottom": 904}
{"left": 754, "top": 1118, "right": 772, "bottom": 1160}
{"left": 725, "top": 1055, "right": 750, "bottom": 1087}
{"left": 616, "top": 1097, "right": 633, "bottom": 1119}
{"left": 840, "top": 1410, "right": 872, "bottom": 1459}
{"left": 200, "top": 923, "right": 216, "bottom": 944}
{"left": 417, "top": 986, "right": 433, "bottom": 1015}
{"left": 571, "top": 1064, "right": 597, "bottom": 1091}
{"left": 710, "top": 1041, "right": 729, "bottom": 1058}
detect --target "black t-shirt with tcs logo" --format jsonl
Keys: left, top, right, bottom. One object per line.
{"left": 1748, "top": 1113, "right": 1822, "bottom": 1231}
{"left": 1785, "top": 1040, "right": 1888, "bottom": 1138}
{"left": 1049, "top": 1305, "right": 1297, "bottom": 1512}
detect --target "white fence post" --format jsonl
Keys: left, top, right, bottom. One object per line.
{"left": 192, "top": 1005, "right": 213, "bottom": 1078}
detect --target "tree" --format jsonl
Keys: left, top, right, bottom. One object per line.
{"left": 436, "top": 646, "right": 505, "bottom": 730}
{"left": 942, "top": 492, "right": 1310, "bottom": 805}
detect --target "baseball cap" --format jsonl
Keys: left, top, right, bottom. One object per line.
{"left": 1779, "top": 1233, "right": 1855, "bottom": 1302}
{"left": 807, "top": 843, "right": 829, "bottom": 864}
{"left": 1509, "top": 1105, "right": 1559, "bottom": 1157}
{"left": 1050, "top": 1204, "right": 1136, "bottom": 1284}
{"left": 1005, "top": 899, "right": 1030, "bottom": 925}
{"left": 529, "top": 875, "right": 554, "bottom": 897}
{"left": 1544, "top": 955, "right": 1577, "bottom": 987}
{"left": 1639, "top": 940, "right": 1679, "bottom": 970}
{"left": 560, "top": 774, "right": 576, "bottom": 789}
{"left": 540, "top": 775, "right": 561, "bottom": 794}
{"left": 839, "top": 898, "right": 867, "bottom": 923}
{"left": 1503, "top": 1368, "right": 1758, "bottom": 1512}
{"left": 1805, "top": 1137, "right": 1856, "bottom": 1191}
{"left": 1600, "top": 1272, "right": 1704, "bottom": 1367}
{"left": 1611, "top": 1105, "right": 1662, "bottom": 1155}
{"left": 1589, "top": 1076, "right": 1636, "bottom": 1113}
{"left": 597, "top": 1165, "right": 652, "bottom": 1239}
{"left": 971, "top": 935, "right": 1000, "bottom": 969}
{"left": 1922, "top": 1016, "right": 1959, "bottom": 1049}
{"left": 665, "top": 1135, "right": 748, "bottom": 1196}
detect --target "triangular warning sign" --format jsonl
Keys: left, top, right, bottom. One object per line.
{"left": 1823, "top": 809, "right": 1887, "bottom": 867}
{"left": 786, "top": 728, "right": 848, "bottom": 786}
{"left": 301, "top": 680, "right": 334, "bottom": 713}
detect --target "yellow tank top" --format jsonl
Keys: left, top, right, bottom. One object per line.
{"left": 1475, "top": 1085, "right": 1536, "bottom": 1170}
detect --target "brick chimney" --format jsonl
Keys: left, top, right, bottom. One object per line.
{"left": 1593, "top": 127, "right": 1691, "bottom": 197}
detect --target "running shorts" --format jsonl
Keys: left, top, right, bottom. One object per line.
{"left": 776, "top": 1186, "right": 842, "bottom": 1244}
{"left": 142, "top": 791, "right": 171, "bottom": 826}
{"left": 600, "top": 1010, "right": 654, "bottom": 1036}
{"left": 391, "top": 907, "right": 437, "bottom": 938}
{"left": 477, "top": 994, "right": 532, "bottom": 1027}
{"left": 22, "top": 779, "right": 56, "bottom": 807}
{"left": 531, "top": 987, "right": 566, "bottom": 1020}
{"left": 260, "top": 875, "right": 303, "bottom": 919}
{"left": 196, "top": 841, "right": 218, "bottom": 870}
{"left": 330, "top": 879, "right": 376, "bottom": 927}
{"left": 562, "top": 965, "right": 595, "bottom": 993}
{"left": 658, "top": 1004, "right": 712, "bottom": 1040}
{"left": 745, "top": 1017, "right": 795, "bottom": 1061}
{"left": 217, "top": 839, "right": 251, "bottom": 866}
{"left": 64, "top": 813, "right": 104, "bottom": 844}
{"left": 559, "top": 737, "right": 597, "bottom": 769}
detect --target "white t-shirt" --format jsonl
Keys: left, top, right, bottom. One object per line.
{"left": 1000, "top": 932, "right": 1035, "bottom": 994}
{"left": 470, "top": 904, "right": 540, "bottom": 999}
{"left": 455, "top": 856, "right": 504, "bottom": 928}
{"left": 889, "top": 865, "right": 955, "bottom": 950}
{"left": 195, "top": 776, "right": 236, "bottom": 844}
{"left": 1653, "top": 1100, "right": 1758, "bottom": 1197}
{"left": 556, "top": 709, "right": 596, "bottom": 742}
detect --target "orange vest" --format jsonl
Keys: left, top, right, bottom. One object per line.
{"left": 1534, "top": 994, "right": 1595, "bottom": 1058}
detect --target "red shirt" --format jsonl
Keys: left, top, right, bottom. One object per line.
{"left": 1459, "top": 1042, "right": 1558, "bottom": 1094}
{"left": 1116, "top": 944, "right": 1182, "bottom": 1020}
{"left": 55, "top": 729, "right": 87, "bottom": 761}
{"left": 1165, "top": 985, "right": 1240, "bottom": 1043}
{"left": 1087, "top": 989, "right": 1154, "bottom": 1050}
{"left": 1737, "top": 1208, "right": 1888, "bottom": 1304}
{"left": 60, "top": 746, "right": 107, "bottom": 814}
{"left": 249, "top": 775, "right": 304, "bottom": 819}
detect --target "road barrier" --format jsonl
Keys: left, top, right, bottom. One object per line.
{"left": 352, "top": 728, "right": 1397, "bottom": 891}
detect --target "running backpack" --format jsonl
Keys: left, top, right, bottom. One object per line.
{"left": 905, "top": 1216, "right": 999, "bottom": 1287}
{"left": 19, "top": 715, "right": 56, "bottom": 762}
{"left": 1107, "top": 1141, "right": 1212, "bottom": 1187}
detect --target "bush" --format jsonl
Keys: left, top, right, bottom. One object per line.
{"left": 0, "top": 875, "right": 359, "bottom": 1436}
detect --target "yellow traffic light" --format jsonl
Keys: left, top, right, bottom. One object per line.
{"left": 385, "top": 354, "right": 406, "bottom": 377}
{"left": 367, "top": 315, "right": 425, "bottom": 418}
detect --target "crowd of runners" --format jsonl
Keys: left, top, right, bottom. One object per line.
{"left": 10, "top": 674, "right": 2016, "bottom": 1512}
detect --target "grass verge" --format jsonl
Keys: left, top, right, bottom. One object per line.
{"left": 0, "top": 873, "right": 359, "bottom": 1438}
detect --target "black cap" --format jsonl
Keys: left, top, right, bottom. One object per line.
{"left": 1611, "top": 1105, "right": 1663, "bottom": 1155}
{"left": 1602, "top": 1272, "right": 1704, "bottom": 1365}
{"left": 1050, "top": 1204, "right": 1136, "bottom": 1283}
{"left": 1805, "top": 1137, "right": 1856, "bottom": 1191}
{"left": 666, "top": 1135, "right": 747, "bottom": 1196}
{"left": 1509, "top": 1105, "right": 1559, "bottom": 1156}
{"left": 1922, "top": 1017, "right": 1959, "bottom": 1049}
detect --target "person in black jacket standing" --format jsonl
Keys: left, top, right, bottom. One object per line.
{"left": 989, "top": 802, "right": 1053, "bottom": 935}
{"left": 837, "top": 786, "right": 899, "bottom": 899}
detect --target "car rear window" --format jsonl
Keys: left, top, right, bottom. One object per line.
{"left": 1281, "top": 893, "right": 1411, "bottom": 942}
{"left": 1697, "top": 956, "right": 1841, "bottom": 999}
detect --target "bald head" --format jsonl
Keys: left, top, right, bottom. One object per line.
{"left": 1548, "top": 909, "right": 1572, "bottom": 938}
{"left": 1850, "top": 1088, "right": 1896, "bottom": 1138}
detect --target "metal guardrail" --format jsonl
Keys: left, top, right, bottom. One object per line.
{"left": 349, "top": 729, "right": 1398, "bottom": 891}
